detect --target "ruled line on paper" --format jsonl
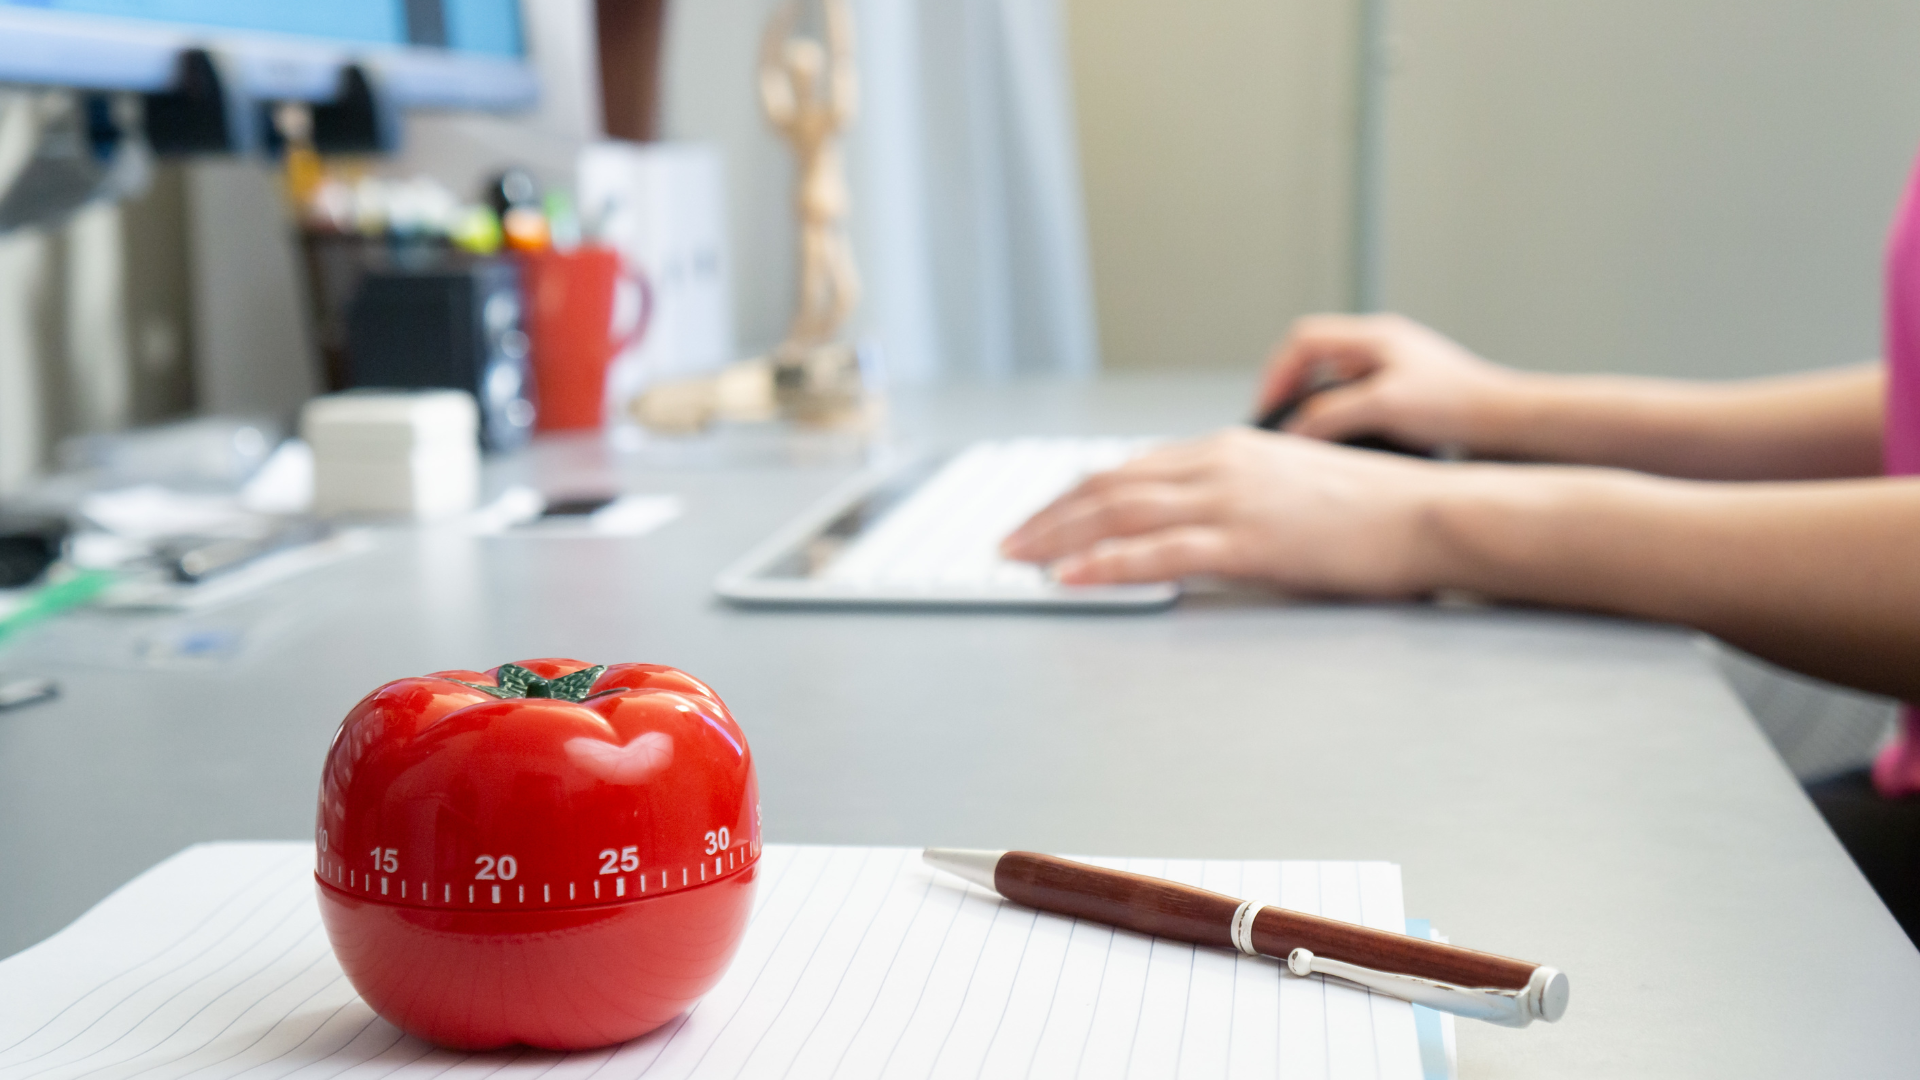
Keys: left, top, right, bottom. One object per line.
{"left": 758, "top": 849, "right": 915, "bottom": 1075}
{"left": 0, "top": 847, "right": 305, "bottom": 1069}
{"left": 0, "top": 844, "right": 1428, "bottom": 1080}
{"left": 808, "top": 861, "right": 942, "bottom": 1078}
{"left": 0, "top": 852, "right": 295, "bottom": 1063}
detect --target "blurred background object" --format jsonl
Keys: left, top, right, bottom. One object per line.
{"left": 0, "top": 675, "right": 58, "bottom": 711}
{"left": 0, "top": 91, "right": 149, "bottom": 234}
{"left": 622, "top": 0, "right": 874, "bottom": 438}
{"left": 0, "top": 0, "right": 542, "bottom": 498}
{"left": 0, "top": 1, "right": 1915, "bottom": 673}
{"left": 0, "top": 513, "right": 67, "bottom": 589}
{"left": 578, "top": 140, "right": 728, "bottom": 434}
{"left": 302, "top": 389, "right": 480, "bottom": 520}
{"left": 521, "top": 244, "right": 644, "bottom": 434}
{"left": 753, "top": 0, "right": 870, "bottom": 432}
{"left": 59, "top": 415, "right": 277, "bottom": 489}
{"left": 759, "top": 0, "right": 860, "bottom": 358}
{"left": 344, "top": 257, "right": 533, "bottom": 451}
{"left": 1067, "top": 0, "right": 1920, "bottom": 376}
{"left": 0, "top": 0, "right": 1108, "bottom": 488}
{"left": 661, "top": 0, "right": 1099, "bottom": 385}
{"left": 7, "top": 0, "right": 1919, "bottom": 487}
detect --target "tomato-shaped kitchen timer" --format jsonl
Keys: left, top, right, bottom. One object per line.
{"left": 315, "top": 658, "right": 760, "bottom": 1050}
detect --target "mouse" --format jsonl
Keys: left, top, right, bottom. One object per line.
{"left": 1250, "top": 378, "right": 1431, "bottom": 457}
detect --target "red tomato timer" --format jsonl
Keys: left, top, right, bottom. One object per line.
{"left": 315, "top": 658, "right": 761, "bottom": 1050}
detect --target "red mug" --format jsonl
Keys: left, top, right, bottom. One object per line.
{"left": 521, "top": 247, "right": 651, "bottom": 432}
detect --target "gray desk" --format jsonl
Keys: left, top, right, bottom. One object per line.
{"left": 2, "top": 375, "right": 1916, "bottom": 1077}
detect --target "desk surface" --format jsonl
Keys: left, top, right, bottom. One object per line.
{"left": 2, "top": 374, "right": 1916, "bottom": 1078}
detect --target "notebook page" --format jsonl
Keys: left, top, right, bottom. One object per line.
{"left": 0, "top": 843, "right": 1425, "bottom": 1080}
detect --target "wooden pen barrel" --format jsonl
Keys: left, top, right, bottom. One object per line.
{"left": 995, "top": 851, "right": 1538, "bottom": 992}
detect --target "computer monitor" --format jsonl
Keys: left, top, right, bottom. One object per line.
{"left": 0, "top": 0, "right": 535, "bottom": 111}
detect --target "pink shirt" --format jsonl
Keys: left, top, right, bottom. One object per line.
{"left": 1870, "top": 150, "right": 1920, "bottom": 798}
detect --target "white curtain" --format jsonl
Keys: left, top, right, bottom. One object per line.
{"left": 661, "top": 0, "right": 1099, "bottom": 383}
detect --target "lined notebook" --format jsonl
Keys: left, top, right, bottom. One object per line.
{"left": 0, "top": 843, "right": 1454, "bottom": 1079}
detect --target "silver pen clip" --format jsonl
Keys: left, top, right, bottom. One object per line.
{"left": 1285, "top": 949, "right": 1569, "bottom": 1028}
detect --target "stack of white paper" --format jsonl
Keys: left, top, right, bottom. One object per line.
{"left": 0, "top": 843, "right": 1449, "bottom": 1079}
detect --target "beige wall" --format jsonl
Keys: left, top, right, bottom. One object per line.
{"left": 1382, "top": 0, "right": 1920, "bottom": 379}
{"left": 1064, "top": 0, "right": 1360, "bottom": 372}
{"left": 1069, "top": 0, "right": 1920, "bottom": 380}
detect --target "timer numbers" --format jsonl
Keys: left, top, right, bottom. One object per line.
{"left": 704, "top": 827, "right": 730, "bottom": 855}
{"left": 474, "top": 854, "right": 518, "bottom": 880}
{"left": 599, "top": 846, "right": 641, "bottom": 874}
{"left": 370, "top": 847, "right": 398, "bottom": 873}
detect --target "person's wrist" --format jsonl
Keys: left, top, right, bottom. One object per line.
{"left": 1404, "top": 464, "right": 1549, "bottom": 597}
{"left": 1398, "top": 464, "right": 1481, "bottom": 595}
{"left": 1465, "top": 370, "right": 1559, "bottom": 456}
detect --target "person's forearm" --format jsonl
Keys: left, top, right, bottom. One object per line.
{"left": 1420, "top": 467, "right": 1920, "bottom": 701}
{"left": 1472, "top": 364, "right": 1884, "bottom": 480}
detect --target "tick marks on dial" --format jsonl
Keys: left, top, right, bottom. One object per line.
{"left": 322, "top": 839, "right": 760, "bottom": 909}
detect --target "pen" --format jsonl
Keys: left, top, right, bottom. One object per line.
{"left": 169, "top": 521, "right": 330, "bottom": 583}
{"left": 0, "top": 568, "right": 115, "bottom": 643}
{"left": 0, "top": 676, "right": 58, "bottom": 711}
{"left": 923, "top": 848, "right": 1569, "bottom": 1028}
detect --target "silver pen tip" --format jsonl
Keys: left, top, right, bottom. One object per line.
{"left": 920, "top": 848, "right": 1005, "bottom": 893}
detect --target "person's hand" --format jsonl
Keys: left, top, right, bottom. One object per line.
{"left": 1000, "top": 429, "right": 1448, "bottom": 596}
{"left": 1258, "top": 313, "right": 1533, "bottom": 453}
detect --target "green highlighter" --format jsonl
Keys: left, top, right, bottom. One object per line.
{"left": 0, "top": 568, "right": 116, "bottom": 643}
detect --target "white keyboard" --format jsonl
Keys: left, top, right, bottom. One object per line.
{"left": 715, "top": 438, "right": 1180, "bottom": 609}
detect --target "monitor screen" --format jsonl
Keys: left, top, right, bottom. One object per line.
{"left": 0, "top": 0, "right": 522, "bottom": 55}
{"left": 0, "top": 0, "right": 533, "bottom": 109}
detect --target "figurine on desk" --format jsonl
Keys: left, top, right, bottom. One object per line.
{"left": 763, "top": 0, "right": 859, "bottom": 344}
{"left": 632, "top": 0, "right": 875, "bottom": 435}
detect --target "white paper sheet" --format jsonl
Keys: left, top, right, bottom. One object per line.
{"left": 465, "top": 487, "right": 683, "bottom": 540}
{"left": 0, "top": 843, "right": 1431, "bottom": 1079}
